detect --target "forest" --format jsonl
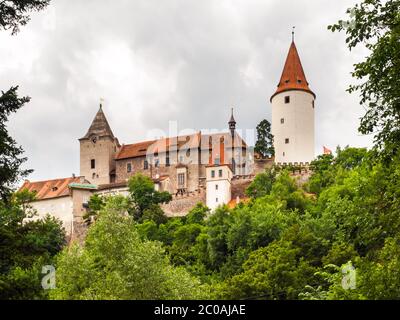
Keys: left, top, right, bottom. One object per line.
{"left": 0, "top": 0, "right": 399, "bottom": 300}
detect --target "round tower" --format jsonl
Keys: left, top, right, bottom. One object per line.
{"left": 270, "top": 39, "right": 315, "bottom": 165}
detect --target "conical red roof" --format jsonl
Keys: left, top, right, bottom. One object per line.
{"left": 270, "top": 41, "right": 315, "bottom": 101}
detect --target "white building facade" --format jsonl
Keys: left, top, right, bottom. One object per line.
{"left": 206, "top": 164, "right": 233, "bottom": 211}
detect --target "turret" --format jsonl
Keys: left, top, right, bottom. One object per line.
{"left": 270, "top": 38, "right": 315, "bottom": 165}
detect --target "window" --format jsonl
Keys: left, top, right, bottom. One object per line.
{"left": 284, "top": 96, "right": 290, "bottom": 104}
{"left": 215, "top": 184, "right": 218, "bottom": 190}
{"left": 127, "top": 163, "right": 132, "bottom": 173}
{"left": 178, "top": 173, "right": 185, "bottom": 187}
{"left": 211, "top": 170, "right": 215, "bottom": 178}
{"left": 144, "top": 160, "right": 149, "bottom": 170}
{"left": 281, "top": 118, "right": 285, "bottom": 124}
{"left": 186, "top": 149, "right": 191, "bottom": 157}
{"left": 166, "top": 156, "right": 170, "bottom": 167}
{"left": 92, "top": 172, "right": 96, "bottom": 179}
{"left": 285, "top": 138, "right": 290, "bottom": 144}
{"left": 215, "top": 157, "right": 220, "bottom": 165}
{"left": 155, "top": 159, "right": 159, "bottom": 167}
{"left": 283, "top": 152, "right": 285, "bottom": 157}
{"left": 90, "top": 159, "right": 95, "bottom": 169}
{"left": 216, "top": 198, "right": 218, "bottom": 203}
{"left": 312, "top": 100, "right": 315, "bottom": 109}
{"left": 219, "top": 169, "right": 223, "bottom": 177}
{"left": 179, "top": 156, "right": 184, "bottom": 163}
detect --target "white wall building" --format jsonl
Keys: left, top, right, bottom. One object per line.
{"left": 206, "top": 164, "right": 233, "bottom": 211}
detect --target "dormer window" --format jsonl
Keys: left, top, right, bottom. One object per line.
{"left": 285, "top": 96, "right": 290, "bottom": 104}
{"left": 297, "top": 79, "right": 302, "bottom": 84}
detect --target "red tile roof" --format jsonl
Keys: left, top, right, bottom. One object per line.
{"left": 19, "top": 177, "right": 83, "bottom": 200}
{"left": 115, "top": 131, "right": 247, "bottom": 161}
{"left": 115, "top": 132, "right": 203, "bottom": 160}
{"left": 115, "top": 139, "right": 156, "bottom": 160}
{"left": 271, "top": 41, "right": 315, "bottom": 101}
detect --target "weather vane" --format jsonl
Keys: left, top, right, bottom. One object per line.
{"left": 292, "top": 26, "right": 296, "bottom": 42}
{"left": 100, "top": 97, "right": 104, "bottom": 108}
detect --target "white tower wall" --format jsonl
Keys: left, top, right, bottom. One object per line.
{"left": 271, "top": 90, "right": 315, "bottom": 164}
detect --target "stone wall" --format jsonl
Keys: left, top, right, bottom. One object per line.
{"left": 80, "top": 136, "right": 119, "bottom": 185}
{"left": 231, "top": 177, "right": 254, "bottom": 199}
{"left": 252, "top": 158, "right": 274, "bottom": 176}
{"left": 161, "top": 188, "right": 206, "bottom": 217}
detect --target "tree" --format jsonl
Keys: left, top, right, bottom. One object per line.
{"left": 0, "top": 191, "right": 66, "bottom": 299}
{"left": 128, "top": 173, "right": 172, "bottom": 220}
{"left": 216, "top": 240, "right": 316, "bottom": 300}
{"left": 0, "top": 87, "right": 33, "bottom": 202}
{"left": 0, "top": 0, "right": 50, "bottom": 34}
{"left": 329, "top": 0, "right": 400, "bottom": 158}
{"left": 246, "top": 167, "right": 276, "bottom": 198}
{"left": 50, "top": 196, "right": 207, "bottom": 299}
{"left": 254, "top": 119, "right": 274, "bottom": 158}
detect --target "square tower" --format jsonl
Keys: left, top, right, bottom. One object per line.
{"left": 79, "top": 105, "right": 120, "bottom": 185}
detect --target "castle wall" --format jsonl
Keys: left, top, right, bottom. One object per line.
{"left": 161, "top": 189, "right": 206, "bottom": 216}
{"left": 29, "top": 196, "right": 74, "bottom": 236}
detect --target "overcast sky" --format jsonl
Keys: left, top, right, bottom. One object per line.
{"left": 0, "top": 0, "right": 373, "bottom": 182}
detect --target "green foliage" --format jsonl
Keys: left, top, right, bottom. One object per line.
{"left": 128, "top": 173, "right": 172, "bottom": 220}
{"left": 185, "top": 203, "right": 209, "bottom": 225}
{"left": 51, "top": 196, "right": 208, "bottom": 299}
{"left": 307, "top": 146, "right": 367, "bottom": 194}
{"left": 329, "top": 0, "right": 400, "bottom": 158}
{"left": 245, "top": 167, "right": 276, "bottom": 198}
{"left": 254, "top": 119, "right": 274, "bottom": 157}
{"left": 0, "top": 86, "right": 33, "bottom": 202}
{"left": 83, "top": 193, "right": 105, "bottom": 223}
{"left": 216, "top": 240, "right": 317, "bottom": 299}
{"left": 142, "top": 204, "right": 168, "bottom": 225}
{"left": 0, "top": 191, "right": 66, "bottom": 299}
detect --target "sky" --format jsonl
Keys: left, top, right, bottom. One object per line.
{"left": 0, "top": 0, "right": 373, "bottom": 182}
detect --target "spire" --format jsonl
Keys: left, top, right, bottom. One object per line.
{"left": 270, "top": 39, "right": 315, "bottom": 102}
{"left": 228, "top": 107, "right": 236, "bottom": 138}
{"left": 81, "top": 104, "right": 115, "bottom": 140}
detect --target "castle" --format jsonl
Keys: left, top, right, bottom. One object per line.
{"left": 20, "top": 39, "right": 316, "bottom": 239}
